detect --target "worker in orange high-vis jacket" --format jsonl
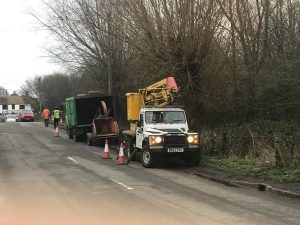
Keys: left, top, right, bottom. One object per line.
{"left": 42, "top": 107, "right": 50, "bottom": 127}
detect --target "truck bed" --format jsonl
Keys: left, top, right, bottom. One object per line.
{"left": 93, "top": 117, "right": 118, "bottom": 137}
{"left": 65, "top": 95, "right": 115, "bottom": 127}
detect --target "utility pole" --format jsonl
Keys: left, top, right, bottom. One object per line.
{"left": 95, "top": 0, "right": 112, "bottom": 95}
{"left": 107, "top": 7, "right": 112, "bottom": 95}
{"left": 38, "top": 77, "right": 42, "bottom": 113}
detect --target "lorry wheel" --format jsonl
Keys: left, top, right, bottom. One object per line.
{"left": 74, "top": 134, "right": 80, "bottom": 142}
{"left": 87, "top": 133, "right": 93, "bottom": 146}
{"left": 67, "top": 127, "right": 74, "bottom": 139}
{"left": 184, "top": 151, "right": 201, "bottom": 167}
{"left": 141, "top": 144, "right": 154, "bottom": 168}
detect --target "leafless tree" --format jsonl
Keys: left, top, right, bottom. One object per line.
{"left": 20, "top": 73, "right": 82, "bottom": 111}
{"left": 28, "top": 0, "right": 300, "bottom": 125}
{"left": 0, "top": 86, "right": 8, "bottom": 96}
{"left": 28, "top": 0, "right": 128, "bottom": 95}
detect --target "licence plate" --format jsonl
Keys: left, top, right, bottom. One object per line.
{"left": 167, "top": 148, "right": 184, "bottom": 153}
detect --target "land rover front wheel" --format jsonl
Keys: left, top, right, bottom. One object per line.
{"left": 141, "top": 144, "right": 153, "bottom": 168}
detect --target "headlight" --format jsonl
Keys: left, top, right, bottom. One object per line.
{"left": 187, "top": 136, "right": 194, "bottom": 143}
{"left": 149, "top": 135, "right": 163, "bottom": 145}
{"left": 155, "top": 136, "right": 162, "bottom": 143}
{"left": 187, "top": 134, "right": 199, "bottom": 145}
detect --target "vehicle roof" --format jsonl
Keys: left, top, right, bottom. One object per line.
{"left": 141, "top": 107, "right": 185, "bottom": 112}
{"left": 6, "top": 114, "right": 17, "bottom": 117}
{"left": 0, "top": 95, "right": 32, "bottom": 105}
{"left": 65, "top": 94, "right": 113, "bottom": 100}
{"left": 20, "top": 110, "right": 33, "bottom": 113}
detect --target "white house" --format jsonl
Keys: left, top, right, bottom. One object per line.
{"left": 0, "top": 95, "right": 33, "bottom": 114}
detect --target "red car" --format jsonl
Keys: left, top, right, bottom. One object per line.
{"left": 16, "top": 110, "right": 34, "bottom": 122}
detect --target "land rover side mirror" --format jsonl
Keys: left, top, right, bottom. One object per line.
{"left": 137, "top": 114, "right": 144, "bottom": 127}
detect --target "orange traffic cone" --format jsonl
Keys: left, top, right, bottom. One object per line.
{"left": 54, "top": 127, "right": 60, "bottom": 137}
{"left": 116, "top": 142, "right": 126, "bottom": 165}
{"left": 102, "top": 139, "right": 112, "bottom": 159}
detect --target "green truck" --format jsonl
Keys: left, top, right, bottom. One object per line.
{"left": 64, "top": 93, "right": 119, "bottom": 144}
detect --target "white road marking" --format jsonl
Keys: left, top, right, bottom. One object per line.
{"left": 110, "top": 178, "right": 133, "bottom": 190}
{"left": 67, "top": 157, "right": 79, "bottom": 163}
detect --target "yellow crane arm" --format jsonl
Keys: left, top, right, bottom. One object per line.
{"left": 139, "top": 76, "right": 179, "bottom": 107}
{"left": 125, "top": 76, "right": 179, "bottom": 126}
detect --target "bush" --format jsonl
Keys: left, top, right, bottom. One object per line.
{"left": 200, "top": 120, "right": 300, "bottom": 168}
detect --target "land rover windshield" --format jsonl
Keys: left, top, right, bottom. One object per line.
{"left": 145, "top": 111, "right": 186, "bottom": 124}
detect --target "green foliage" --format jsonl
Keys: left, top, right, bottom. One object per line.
{"left": 256, "top": 56, "right": 300, "bottom": 120}
{"left": 205, "top": 156, "right": 300, "bottom": 183}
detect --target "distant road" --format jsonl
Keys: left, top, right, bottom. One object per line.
{"left": 0, "top": 122, "right": 299, "bottom": 225}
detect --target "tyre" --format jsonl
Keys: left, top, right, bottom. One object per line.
{"left": 141, "top": 144, "right": 154, "bottom": 168}
{"left": 67, "top": 127, "right": 74, "bottom": 139}
{"left": 184, "top": 151, "right": 201, "bottom": 167}
{"left": 87, "top": 133, "right": 93, "bottom": 146}
{"left": 87, "top": 139, "right": 93, "bottom": 146}
{"left": 74, "top": 134, "right": 80, "bottom": 142}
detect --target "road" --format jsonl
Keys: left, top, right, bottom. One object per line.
{"left": 0, "top": 122, "right": 299, "bottom": 225}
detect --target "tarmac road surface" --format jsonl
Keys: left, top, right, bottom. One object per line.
{"left": 0, "top": 122, "right": 299, "bottom": 225}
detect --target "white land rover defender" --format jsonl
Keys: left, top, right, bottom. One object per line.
{"left": 123, "top": 107, "right": 201, "bottom": 168}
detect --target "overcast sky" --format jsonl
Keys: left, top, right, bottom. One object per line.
{"left": 0, "top": 0, "right": 61, "bottom": 94}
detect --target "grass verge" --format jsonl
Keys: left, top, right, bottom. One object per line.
{"left": 203, "top": 156, "right": 300, "bottom": 183}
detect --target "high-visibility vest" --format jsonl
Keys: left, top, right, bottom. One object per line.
{"left": 42, "top": 109, "right": 50, "bottom": 119}
{"left": 53, "top": 110, "right": 60, "bottom": 119}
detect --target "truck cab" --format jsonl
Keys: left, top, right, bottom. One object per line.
{"left": 136, "top": 107, "right": 188, "bottom": 149}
